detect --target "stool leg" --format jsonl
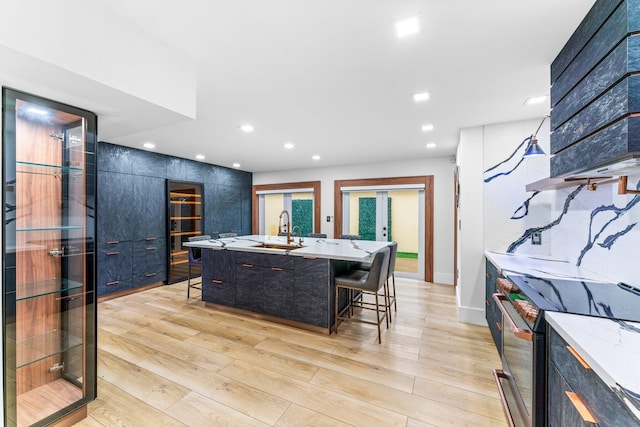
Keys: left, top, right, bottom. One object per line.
{"left": 187, "top": 264, "right": 192, "bottom": 298}
{"left": 374, "top": 293, "right": 381, "bottom": 344}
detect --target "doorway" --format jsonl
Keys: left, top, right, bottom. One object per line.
{"left": 334, "top": 176, "right": 433, "bottom": 283}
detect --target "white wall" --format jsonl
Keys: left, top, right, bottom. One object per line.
{"left": 456, "top": 127, "right": 485, "bottom": 324}
{"left": 254, "top": 156, "right": 457, "bottom": 285}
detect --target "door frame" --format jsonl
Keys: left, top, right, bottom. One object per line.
{"left": 252, "top": 181, "right": 321, "bottom": 234}
{"left": 334, "top": 176, "right": 434, "bottom": 282}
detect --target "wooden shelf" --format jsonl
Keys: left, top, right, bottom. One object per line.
{"left": 170, "top": 192, "right": 201, "bottom": 198}
{"left": 170, "top": 216, "right": 201, "bottom": 221}
{"left": 170, "top": 200, "right": 201, "bottom": 205}
{"left": 170, "top": 231, "right": 201, "bottom": 236}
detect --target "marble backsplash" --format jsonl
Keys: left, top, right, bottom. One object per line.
{"left": 482, "top": 119, "right": 640, "bottom": 285}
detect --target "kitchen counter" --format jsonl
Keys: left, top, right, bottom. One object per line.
{"left": 546, "top": 311, "right": 640, "bottom": 421}
{"left": 484, "top": 250, "right": 615, "bottom": 283}
{"left": 185, "top": 234, "right": 390, "bottom": 261}
{"left": 185, "top": 235, "right": 392, "bottom": 333}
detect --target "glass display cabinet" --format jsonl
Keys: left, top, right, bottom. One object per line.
{"left": 167, "top": 181, "right": 203, "bottom": 284}
{"left": 2, "top": 88, "right": 97, "bottom": 426}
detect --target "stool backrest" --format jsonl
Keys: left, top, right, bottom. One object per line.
{"left": 187, "top": 234, "right": 211, "bottom": 262}
{"left": 338, "top": 234, "right": 361, "bottom": 240}
{"left": 361, "top": 246, "right": 390, "bottom": 292}
{"left": 388, "top": 242, "right": 398, "bottom": 278}
{"left": 307, "top": 233, "right": 327, "bottom": 238}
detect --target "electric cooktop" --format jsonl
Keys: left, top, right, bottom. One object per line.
{"left": 508, "top": 275, "right": 640, "bottom": 323}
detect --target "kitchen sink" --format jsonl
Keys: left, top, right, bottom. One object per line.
{"left": 254, "top": 243, "right": 303, "bottom": 250}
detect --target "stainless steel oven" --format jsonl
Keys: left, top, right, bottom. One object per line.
{"left": 492, "top": 288, "right": 546, "bottom": 427}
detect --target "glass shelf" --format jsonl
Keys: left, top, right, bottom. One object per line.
{"left": 16, "top": 161, "right": 83, "bottom": 172}
{"left": 14, "top": 277, "right": 83, "bottom": 301}
{"left": 16, "top": 329, "right": 83, "bottom": 369}
{"left": 16, "top": 226, "right": 83, "bottom": 232}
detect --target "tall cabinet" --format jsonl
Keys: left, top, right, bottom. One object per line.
{"left": 2, "top": 88, "right": 96, "bottom": 426}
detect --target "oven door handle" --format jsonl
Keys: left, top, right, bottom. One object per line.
{"left": 493, "top": 369, "right": 516, "bottom": 427}
{"left": 492, "top": 293, "right": 533, "bottom": 341}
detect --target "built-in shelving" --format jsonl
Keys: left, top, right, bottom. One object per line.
{"left": 167, "top": 182, "right": 203, "bottom": 283}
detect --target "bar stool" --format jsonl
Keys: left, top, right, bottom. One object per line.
{"left": 353, "top": 242, "right": 398, "bottom": 319}
{"left": 307, "top": 233, "right": 327, "bottom": 238}
{"left": 187, "top": 235, "right": 211, "bottom": 298}
{"left": 338, "top": 234, "right": 361, "bottom": 240}
{"left": 334, "top": 246, "right": 390, "bottom": 343}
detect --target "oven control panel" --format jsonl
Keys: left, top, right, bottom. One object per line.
{"left": 514, "top": 300, "right": 539, "bottom": 323}
{"left": 496, "top": 278, "right": 520, "bottom": 294}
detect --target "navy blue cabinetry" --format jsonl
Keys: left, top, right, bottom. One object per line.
{"left": 485, "top": 259, "right": 502, "bottom": 355}
{"left": 550, "top": 0, "right": 640, "bottom": 177}
{"left": 292, "top": 257, "right": 331, "bottom": 327}
{"left": 97, "top": 171, "right": 132, "bottom": 242}
{"left": 547, "top": 326, "right": 637, "bottom": 426}
{"left": 97, "top": 242, "right": 133, "bottom": 294}
{"left": 132, "top": 176, "right": 165, "bottom": 240}
{"left": 96, "top": 142, "right": 252, "bottom": 296}
{"left": 202, "top": 249, "right": 235, "bottom": 306}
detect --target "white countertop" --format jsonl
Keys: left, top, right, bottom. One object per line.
{"left": 546, "top": 312, "right": 640, "bottom": 420}
{"left": 484, "top": 250, "right": 615, "bottom": 283}
{"left": 185, "top": 235, "right": 390, "bottom": 261}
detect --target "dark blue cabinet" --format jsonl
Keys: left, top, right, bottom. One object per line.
{"left": 96, "top": 142, "right": 251, "bottom": 296}
{"left": 202, "top": 249, "right": 236, "bottom": 306}
{"left": 485, "top": 259, "right": 502, "bottom": 355}
{"left": 97, "top": 242, "right": 133, "bottom": 294}
{"left": 292, "top": 257, "right": 331, "bottom": 327}
{"left": 97, "top": 171, "right": 133, "bottom": 242}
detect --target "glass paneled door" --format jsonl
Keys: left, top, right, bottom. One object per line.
{"left": 2, "top": 88, "right": 97, "bottom": 426}
{"left": 342, "top": 189, "right": 424, "bottom": 278}
{"left": 167, "top": 181, "right": 203, "bottom": 284}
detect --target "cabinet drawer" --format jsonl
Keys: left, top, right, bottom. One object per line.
{"left": 202, "top": 249, "right": 235, "bottom": 282}
{"left": 98, "top": 240, "right": 132, "bottom": 251}
{"left": 97, "top": 278, "right": 132, "bottom": 295}
{"left": 98, "top": 245, "right": 132, "bottom": 283}
{"left": 202, "top": 279, "right": 235, "bottom": 306}
{"left": 235, "top": 251, "right": 294, "bottom": 269}
{"left": 133, "top": 238, "right": 165, "bottom": 252}
{"left": 548, "top": 327, "right": 637, "bottom": 426}
{"left": 548, "top": 361, "right": 594, "bottom": 427}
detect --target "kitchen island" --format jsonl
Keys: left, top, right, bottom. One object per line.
{"left": 185, "top": 235, "right": 390, "bottom": 333}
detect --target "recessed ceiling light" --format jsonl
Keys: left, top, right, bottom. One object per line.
{"left": 240, "top": 124, "right": 254, "bottom": 133}
{"left": 284, "top": 142, "right": 295, "bottom": 150}
{"left": 421, "top": 124, "right": 434, "bottom": 132}
{"left": 143, "top": 142, "right": 156, "bottom": 149}
{"left": 195, "top": 154, "right": 205, "bottom": 160}
{"left": 524, "top": 96, "right": 547, "bottom": 106}
{"left": 426, "top": 142, "right": 437, "bottom": 149}
{"left": 395, "top": 15, "right": 420, "bottom": 38}
{"left": 312, "top": 155, "right": 321, "bottom": 161}
{"left": 27, "top": 107, "right": 48, "bottom": 115}
{"left": 413, "top": 92, "right": 430, "bottom": 103}
{"left": 232, "top": 163, "right": 241, "bottom": 168}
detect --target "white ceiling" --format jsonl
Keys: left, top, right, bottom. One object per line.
{"left": 59, "top": 1, "right": 600, "bottom": 172}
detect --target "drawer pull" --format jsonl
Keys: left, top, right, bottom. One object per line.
{"left": 145, "top": 237, "right": 156, "bottom": 241}
{"left": 242, "top": 264, "right": 254, "bottom": 268}
{"left": 106, "top": 241, "right": 119, "bottom": 244}
{"left": 486, "top": 299, "right": 491, "bottom": 306}
{"left": 303, "top": 256, "right": 317, "bottom": 260}
{"left": 145, "top": 273, "right": 157, "bottom": 277}
{"left": 212, "top": 280, "right": 223, "bottom": 284}
{"left": 565, "top": 392, "right": 596, "bottom": 423}
{"left": 271, "top": 267, "right": 284, "bottom": 271}
{"left": 106, "top": 280, "right": 120, "bottom": 286}
{"left": 496, "top": 321, "right": 502, "bottom": 332}
{"left": 146, "top": 247, "right": 156, "bottom": 251}
{"left": 106, "top": 251, "right": 120, "bottom": 255}
{"left": 567, "top": 346, "right": 591, "bottom": 370}
{"left": 493, "top": 370, "right": 516, "bottom": 427}
{"left": 492, "top": 293, "right": 532, "bottom": 341}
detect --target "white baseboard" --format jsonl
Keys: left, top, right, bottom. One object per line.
{"left": 456, "top": 304, "right": 486, "bottom": 326}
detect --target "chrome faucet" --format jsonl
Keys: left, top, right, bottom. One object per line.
{"left": 291, "top": 225, "right": 303, "bottom": 246}
{"left": 278, "top": 210, "right": 293, "bottom": 244}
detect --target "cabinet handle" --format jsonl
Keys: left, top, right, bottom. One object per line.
{"left": 565, "top": 392, "right": 596, "bottom": 423}
{"left": 145, "top": 273, "right": 157, "bottom": 277}
{"left": 106, "top": 241, "right": 119, "bottom": 244}
{"left": 106, "top": 280, "right": 120, "bottom": 286}
{"left": 303, "top": 256, "right": 317, "bottom": 260}
{"left": 212, "top": 280, "right": 223, "bottom": 284}
{"left": 493, "top": 370, "right": 516, "bottom": 427}
{"left": 271, "top": 267, "right": 284, "bottom": 271}
{"left": 106, "top": 251, "right": 120, "bottom": 255}
{"left": 242, "top": 264, "right": 254, "bottom": 268}
{"left": 145, "top": 237, "right": 156, "bottom": 241}
{"left": 146, "top": 247, "right": 156, "bottom": 251}
{"left": 486, "top": 299, "right": 491, "bottom": 306}
{"left": 492, "top": 293, "right": 533, "bottom": 341}
{"left": 496, "top": 321, "right": 502, "bottom": 332}
{"left": 486, "top": 273, "right": 492, "bottom": 278}
{"left": 567, "top": 346, "right": 592, "bottom": 370}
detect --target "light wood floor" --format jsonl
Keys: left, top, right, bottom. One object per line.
{"left": 75, "top": 278, "right": 506, "bottom": 427}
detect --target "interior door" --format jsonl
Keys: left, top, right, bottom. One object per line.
{"left": 343, "top": 188, "right": 423, "bottom": 279}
